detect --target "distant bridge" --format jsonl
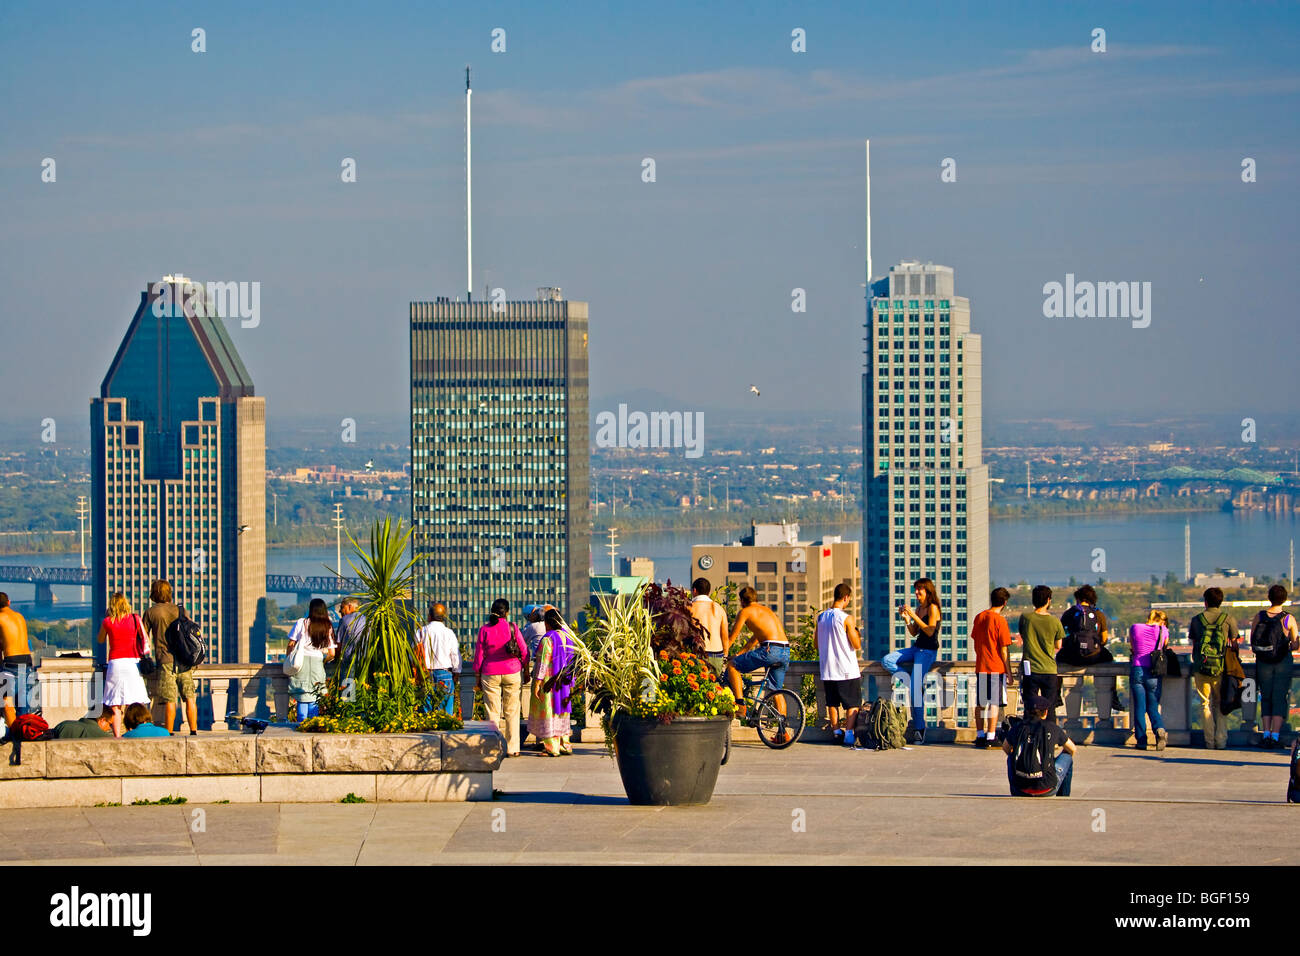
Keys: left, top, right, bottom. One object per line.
{"left": 0, "top": 566, "right": 360, "bottom": 604}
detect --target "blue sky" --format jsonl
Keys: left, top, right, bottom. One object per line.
{"left": 2, "top": 0, "right": 1298, "bottom": 435}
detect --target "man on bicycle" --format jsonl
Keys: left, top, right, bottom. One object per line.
{"left": 725, "top": 586, "right": 791, "bottom": 734}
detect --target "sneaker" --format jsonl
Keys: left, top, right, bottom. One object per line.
{"left": 1135, "top": 737, "right": 1147, "bottom": 751}
{"left": 1156, "top": 728, "right": 1168, "bottom": 751}
{"left": 1258, "top": 735, "right": 1271, "bottom": 748}
{"left": 843, "top": 730, "right": 855, "bottom": 748}
{"left": 974, "top": 736, "right": 988, "bottom": 749}
{"left": 911, "top": 728, "right": 926, "bottom": 746}
{"left": 833, "top": 729, "right": 845, "bottom": 745}
{"left": 1267, "top": 736, "right": 1281, "bottom": 750}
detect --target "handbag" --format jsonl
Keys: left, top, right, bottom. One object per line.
{"left": 134, "top": 614, "right": 157, "bottom": 677}
{"left": 1150, "top": 626, "right": 1169, "bottom": 677}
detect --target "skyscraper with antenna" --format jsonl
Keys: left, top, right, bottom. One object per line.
{"left": 861, "top": 142, "right": 989, "bottom": 667}
{"left": 409, "top": 71, "right": 590, "bottom": 628}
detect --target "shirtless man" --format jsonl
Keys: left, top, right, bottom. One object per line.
{"left": 0, "top": 593, "right": 37, "bottom": 726}
{"left": 689, "top": 578, "right": 729, "bottom": 677}
{"left": 725, "top": 586, "right": 791, "bottom": 724}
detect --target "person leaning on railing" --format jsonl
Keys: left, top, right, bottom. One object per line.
{"left": 1128, "top": 610, "right": 1170, "bottom": 751}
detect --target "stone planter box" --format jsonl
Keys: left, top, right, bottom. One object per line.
{"left": 0, "top": 721, "right": 504, "bottom": 808}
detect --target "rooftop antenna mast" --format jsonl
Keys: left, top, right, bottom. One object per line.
{"left": 466, "top": 65, "right": 473, "bottom": 302}
{"left": 865, "top": 139, "right": 873, "bottom": 289}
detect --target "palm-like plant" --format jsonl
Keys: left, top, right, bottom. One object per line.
{"left": 570, "top": 588, "right": 661, "bottom": 720}
{"left": 330, "top": 517, "right": 424, "bottom": 687}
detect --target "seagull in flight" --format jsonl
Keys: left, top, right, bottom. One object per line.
{"left": 237, "top": 524, "right": 250, "bottom": 534}
{"left": 364, "top": 460, "right": 374, "bottom": 470}
{"left": 749, "top": 385, "right": 761, "bottom": 397}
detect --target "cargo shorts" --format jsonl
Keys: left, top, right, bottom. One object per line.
{"left": 151, "top": 661, "right": 196, "bottom": 703}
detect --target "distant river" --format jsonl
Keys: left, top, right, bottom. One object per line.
{"left": 8, "top": 510, "right": 1297, "bottom": 618}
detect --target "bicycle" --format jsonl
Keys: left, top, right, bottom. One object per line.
{"left": 720, "top": 660, "right": 806, "bottom": 763}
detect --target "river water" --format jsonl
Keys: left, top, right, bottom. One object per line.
{"left": 7, "top": 509, "right": 1296, "bottom": 618}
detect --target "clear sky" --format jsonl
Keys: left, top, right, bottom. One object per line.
{"left": 2, "top": 0, "right": 1297, "bottom": 437}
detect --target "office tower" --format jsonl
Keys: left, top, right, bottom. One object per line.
{"left": 691, "top": 522, "right": 860, "bottom": 636}
{"left": 862, "top": 262, "right": 990, "bottom": 661}
{"left": 91, "top": 276, "right": 266, "bottom": 664}
{"left": 409, "top": 287, "right": 590, "bottom": 628}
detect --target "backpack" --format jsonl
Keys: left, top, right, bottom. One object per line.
{"left": 10, "top": 714, "right": 49, "bottom": 741}
{"left": 1195, "top": 612, "right": 1230, "bottom": 678}
{"left": 1251, "top": 611, "right": 1291, "bottom": 665}
{"left": 166, "top": 609, "right": 206, "bottom": 671}
{"left": 1064, "top": 606, "right": 1103, "bottom": 658}
{"left": 1011, "top": 719, "right": 1056, "bottom": 792}
{"left": 997, "top": 713, "right": 1022, "bottom": 745}
{"left": 854, "top": 698, "right": 908, "bottom": 750}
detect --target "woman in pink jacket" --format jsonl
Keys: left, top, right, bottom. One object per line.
{"left": 474, "top": 598, "right": 529, "bottom": 756}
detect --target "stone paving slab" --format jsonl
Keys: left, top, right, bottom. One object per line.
{"left": 1, "top": 741, "right": 1295, "bottom": 864}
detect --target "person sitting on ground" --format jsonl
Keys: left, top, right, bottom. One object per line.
{"left": 51, "top": 712, "right": 116, "bottom": 739}
{"left": 815, "top": 583, "right": 863, "bottom": 745}
{"left": 1019, "top": 585, "right": 1064, "bottom": 724}
{"left": 122, "top": 702, "right": 171, "bottom": 738}
{"left": 725, "top": 587, "right": 791, "bottom": 734}
{"left": 881, "top": 577, "right": 943, "bottom": 744}
{"left": 1057, "top": 585, "right": 1114, "bottom": 667}
{"left": 1003, "top": 693, "right": 1077, "bottom": 797}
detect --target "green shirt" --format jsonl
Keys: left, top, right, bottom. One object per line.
{"left": 52, "top": 716, "right": 112, "bottom": 738}
{"left": 1019, "top": 612, "right": 1065, "bottom": 675}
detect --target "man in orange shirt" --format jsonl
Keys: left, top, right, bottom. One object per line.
{"left": 971, "top": 587, "right": 1013, "bottom": 749}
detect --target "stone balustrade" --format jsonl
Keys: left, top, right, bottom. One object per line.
{"left": 29, "top": 654, "right": 1287, "bottom": 748}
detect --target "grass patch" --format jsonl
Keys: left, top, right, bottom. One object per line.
{"left": 93, "top": 801, "right": 122, "bottom": 807}
{"left": 339, "top": 792, "right": 367, "bottom": 804}
{"left": 130, "top": 795, "right": 188, "bottom": 806}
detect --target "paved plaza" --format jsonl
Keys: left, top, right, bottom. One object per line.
{"left": 2, "top": 740, "right": 1295, "bottom": 865}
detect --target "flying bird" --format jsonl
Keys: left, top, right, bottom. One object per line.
{"left": 237, "top": 524, "right": 250, "bottom": 534}
{"left": 364, "top": 460, "right": 374, "bottom": 470}
{"left": 749, "top": 385, "right": 761, "bottom": 397}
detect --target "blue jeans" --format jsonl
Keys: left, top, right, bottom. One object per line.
{"left": 1130, "top": 665, "right": 1164, "bottom": 742}
{"left": 882, "top": 646, "right": 936, "bottom": 731}
{"left": 731, "top": 643, "right": 791, "bottom": 692}
{"left": 295, "top": 701, "right": 319, "bottom": 722}
{"left": 424, "top": 669, "right": 456, "bottom": 715}
{"left": 1009, "top": 752, "right": 1073, "bottom": 797}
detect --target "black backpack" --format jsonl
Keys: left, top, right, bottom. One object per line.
{"left": 1065, "top": 606, "right": 1103, "bottom": 658}
{"left": 1251, "top": 611, "right": 1291, "bottom": 664}
{"left": 1011, "top": 719, "right": 1055, "bottom": 792}
{"left": 166, "top": 609, "right": 207, "bottom": 671}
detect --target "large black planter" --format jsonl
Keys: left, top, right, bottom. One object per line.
{"left": 611, "top": 714, "right": 730, "bottom": 806}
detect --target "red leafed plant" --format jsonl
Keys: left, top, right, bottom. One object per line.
{"left": 642, "top": 581, "right": 708, "bottom": 658}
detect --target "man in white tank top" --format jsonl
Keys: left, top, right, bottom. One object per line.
{"left": 815, "top": 583, "right": 863, "bottom": 745}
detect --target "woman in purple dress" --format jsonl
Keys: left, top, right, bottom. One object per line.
{"left": 527, "top": 608, "right": 575, "bottom": 756}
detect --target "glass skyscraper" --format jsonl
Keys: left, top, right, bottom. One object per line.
{"left": 862, "top": 262, "right": 989, "bottom": 662}
{"left": 409, "top": 290, "right": 589, "bottom": 632}
{"left": 91, "top": 276, "right": 266, "bottom": 664}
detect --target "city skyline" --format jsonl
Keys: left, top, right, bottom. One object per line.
{"left": 3, "top": 2, "right": 1298, "bottom": 435}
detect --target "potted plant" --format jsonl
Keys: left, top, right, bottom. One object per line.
{"left": 572, "top": 582, "right": 736, "bottom": 805}
{"left": 297, "top": 517, "right": 462, "bottom": 734}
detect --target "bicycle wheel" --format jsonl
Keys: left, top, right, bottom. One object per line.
{"left": 755, "top": 688, "right": 805, "bottom": 749}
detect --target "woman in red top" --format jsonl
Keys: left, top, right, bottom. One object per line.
{"left": 96, "top": 592, "right": 152, "bottom": 737}
{"left": 474, "top": 598, "right": 528, "bottom": 756}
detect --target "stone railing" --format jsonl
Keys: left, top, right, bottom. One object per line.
{"left": 31, "top": 655, "right": 1290, "bottom": 747}
{"left": 784, "top": 657, "right": 1284, "bottom": 746}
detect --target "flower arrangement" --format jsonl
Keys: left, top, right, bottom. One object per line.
{"left": 630, "top": 650, "right": 736, "bottom": 719}
{"left": 297, "top": 517, "right": 463, "bottom": 734}
{"left": 572, "top": 583, "right": 736, "bottom": 736}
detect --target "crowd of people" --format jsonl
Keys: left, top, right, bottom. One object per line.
{"left": 688, "top": 573, "right": 1298, "bottom": 799}
{"left": 1, "top": 570, "right": 1295, "bottom": 798}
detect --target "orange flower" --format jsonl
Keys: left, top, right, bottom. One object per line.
{"left": 659, "top": 674, "right": 668, "bottom": 682}
{"left": 707, "top": 690, "right": 716, "bottom": 700}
